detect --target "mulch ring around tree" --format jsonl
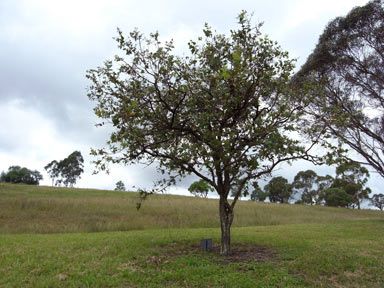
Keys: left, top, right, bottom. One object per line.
{"left": 209, "top": 244, "right": 278, "bottom": 263}
{"left": 132, "top": 243, "right": 279, "bottom": 273}
{"left": 157, "top": 242, "right": 278, "bottom": 264}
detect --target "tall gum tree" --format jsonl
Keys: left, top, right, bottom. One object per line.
{"left": 87, "top": 12, "right": 320, "bottom": 255}
{"left": 294, "top": 0, "right": 384, "bottom": 176}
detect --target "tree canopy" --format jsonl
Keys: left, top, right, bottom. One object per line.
{"left": 294, "top": 0, "right": 384, "bottom": 177}
{"left": 319, "top": 187, "right": 355, "bottom": 208}
{"left": 87, "top": 12, "right": 319, "bottom": 255}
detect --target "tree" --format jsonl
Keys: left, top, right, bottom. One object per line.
{"left": 188, "top": 180, "right": 214, "bottom": 198}
{"left": 250, "top": 182, "right": 268, "bottom": 202}
{"left": 264, "top": 176, "right": 292, "bottom": 203}
{"left": 87, "top": 12, "right": 319, "bottom": 255}
{"left": 115, "top": 180, "right": 126, "bottom": 191}
{"left": 370, "top": 194, "right": 384, "bottom": 211}
{"left": 0, "top": 166, "right": 43, "bottom": 185}
{"left": 294, "top": 0, "right": 384, "bottom": 177}
{"left": 44, "top": 160, "right": 59, "bottom": 186}
{"left": 319, "top": 187, "right": 355, "bottom": 208}
{"left": 292, "top": 170, "right": 319, "bottom": 205}
{"left": 45, "top": 151, "right": 84, "bottom": 187}
{"left": 334, "top": 161, "right": 370, "bottom": 209}
{"left": 317, "top": 174, "right": 334, "bottom": 191}
{"left": 58, "top": 151, "right": 84, "bottom": 187}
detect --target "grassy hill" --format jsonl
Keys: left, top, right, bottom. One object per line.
{"left": 0, "top": 182, "right": 382, "bottom": 234}
{"left": 1, "top": 182, "right": 384, "bottom": 287}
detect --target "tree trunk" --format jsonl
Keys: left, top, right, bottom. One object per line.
{"left": 219, "top": 197, "right": 234, "bottom": 255}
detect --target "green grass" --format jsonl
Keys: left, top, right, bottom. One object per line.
{"left": 1, "top": 221, "right": 384, "bottom": 287}
{"left": 0, "top": 183, "right": 382, "bottom": 234}
{"left": 1, "top": 182, "right": 384, "bottom": 287}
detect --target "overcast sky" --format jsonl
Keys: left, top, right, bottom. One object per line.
{"left": 1, "top": 0, "right": 381, "bottom": 200}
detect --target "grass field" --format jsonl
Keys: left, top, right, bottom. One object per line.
{"left": 1, "top": 183, "right": 384, "bottom": 287}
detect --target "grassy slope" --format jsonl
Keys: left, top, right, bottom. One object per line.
{"left": 1, "top": 183, "right": 384, "bottom": 287}
{"left": 0, "top": 183, "right": 382, "bottom": 234}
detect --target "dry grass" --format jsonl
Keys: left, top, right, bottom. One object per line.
{"left": 0, "top": 182, "right": 382, "bottom": 234}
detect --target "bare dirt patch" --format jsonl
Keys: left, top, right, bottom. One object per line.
{"left": 159, "top": 242, "right": 277, "bottom": 264}
{"left": 210, "top": 244, "right": 277, "bottom": 263}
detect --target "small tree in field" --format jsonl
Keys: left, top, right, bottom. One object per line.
{"left": 87, "top": 12, "right": 319, "bottom": 255}
{"left": 188, "top": 180, "right": 213, "bottom": 198}
{"left": 115, "top": 180, "right": 126, "bottom": 191}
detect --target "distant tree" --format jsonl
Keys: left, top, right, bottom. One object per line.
{"left": 370, "top": 194, "right": 384, "bottom": 211}
{"left": 45, "top": 151, "right": 84, "bottom": 187}
{"left": 58, "top": 151, "right": 84, "bottom": 187}
{"left": 44, "top": 160, "right": 59, "bottom": 186}
{"left": 87, "top": 12, "right": 320, "bottom": 255}
{"left": 188, "top": 180, "right": 214, "bottom": 198}
{"left": 265, "top": 176, "right": 292, "bottom": 203}
{"left": 319, "top": 187, "right": 355, "bottom": 208}
{"left": 292, "top": 170, "right": 319, "bottom": 205}
{"left": 0, "top": 166, "right": 43, "bottom": 185}
{"left": 294, "top": 0, "right": 384, "bottom": 177}
{"left": 334, "top": 161, "right": 370, "bottom": 209}
{"left": 115, "top": 180, "right": 126, "bottom": 191}
{"left": 250, "top": 182, "right": 268, "bottom": 202}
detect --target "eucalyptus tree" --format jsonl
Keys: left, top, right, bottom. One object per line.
{"left": 292, "top": 170, "right": 319, "bottom": 205}
{"left": 45, "top": 151, "right": 84, "bottom": 187}
{"left": 294, "top": 0, "right": 384, "bottom": 176}
{"left": 58, "top": 151, "right": 84, "bottom": 187}
{"left": 44, "top": 160, "right": 59, "bottom": 186}
{"left": 334, "top": 161, "right": 371, "bottom": 209}
{"left": 87, "top": 12, "right": 319, "bottom": 255}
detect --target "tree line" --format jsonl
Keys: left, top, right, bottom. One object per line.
{"left": 188, "top": 160, "right": 383, "bottom": 210}
{"left": 251, "top": 161, "right": 370, "bottom": 209}
{"left": 0, "top": 151, "right": 84, "bottom": 187}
